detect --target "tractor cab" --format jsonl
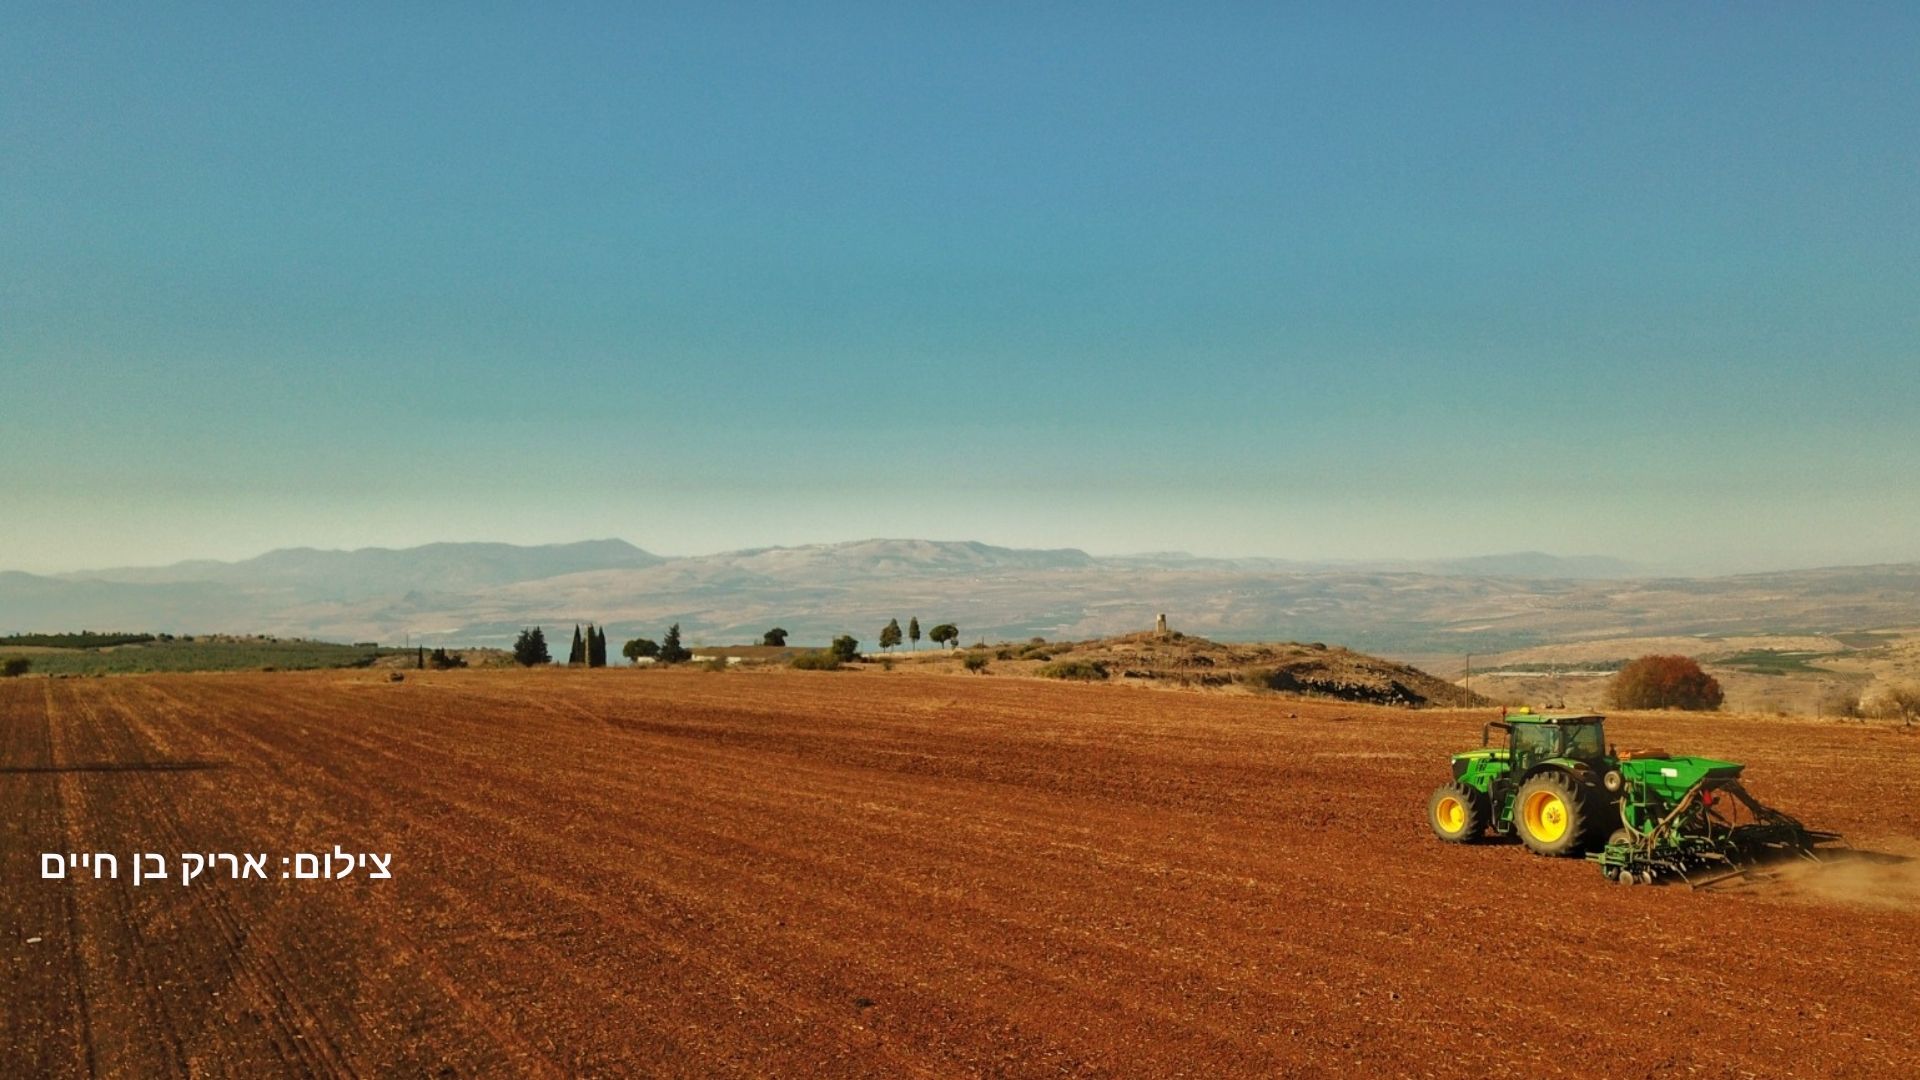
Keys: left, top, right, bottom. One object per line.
{"left": 1485, "top": 712, "right": 1608, "bottom": 771}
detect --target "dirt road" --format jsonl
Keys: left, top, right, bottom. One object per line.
{"left": 4, "top": 669, "right": 1917, "bottom": 1077}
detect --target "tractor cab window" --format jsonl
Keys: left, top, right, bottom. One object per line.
{"left": 1561, "top": 723, "right": 1604, "bottom": 759}
{"left": 1509, "top": 724, "right": 1559, "bottom": 768}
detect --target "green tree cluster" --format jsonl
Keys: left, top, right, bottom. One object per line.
{"left": 0, "top": 632, "right": 155, "bottom": 649}
{"left": 512, "top": 627, "right": 551, "bottom": 666}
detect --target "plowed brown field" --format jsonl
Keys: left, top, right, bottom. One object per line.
{"left": 5, "top": 669, "right": 1918, "bottom": 1078}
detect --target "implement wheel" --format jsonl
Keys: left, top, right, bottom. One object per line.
{"left": 1513, "top": 771, "right": 1594, "bottom": 857}
{"left": 1428, "top": 782, "right": 1487, "bottom": 843}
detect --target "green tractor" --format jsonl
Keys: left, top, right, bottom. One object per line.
{"left": 1428, "top": 710, "right": 1834, "bottom": 885}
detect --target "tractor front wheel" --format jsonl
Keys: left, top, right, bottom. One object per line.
{"left": 1513, "top": 771, "right": 1595, "bottom": 857}
{"left": 1428, "top": 782, "right": 1487, "bottom": 843}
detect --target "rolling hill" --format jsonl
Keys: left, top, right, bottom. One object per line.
{"left": 6, "top": 539, "right": 1920, "bottom": 656}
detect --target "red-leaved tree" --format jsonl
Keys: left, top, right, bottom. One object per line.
{"left": 1607, "top": 655, "right": 1724, "bottom": 711}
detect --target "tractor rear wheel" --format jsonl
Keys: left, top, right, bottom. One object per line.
{"left": 1428, "top": 782, "right": 1487, "bottom": 843}
{"left": 1513, "top": 771, "right": 1596, "bottom": 857}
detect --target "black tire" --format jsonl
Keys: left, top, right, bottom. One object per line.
{"left": 1513, "top": 770, "right": 1598, "bottom": 857}
{"left": 1428, "top": 781, "right": 1488, "bottom": 843}
{"left": 1602, "top": 827, "right": 1632, "bottom": 883}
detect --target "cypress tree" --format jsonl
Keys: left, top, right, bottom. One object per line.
{"left": 569, "top": 624, "right": 585, "bottom": 665}
{"left": 659, "top": 623, "right": 691, "bottom": 664}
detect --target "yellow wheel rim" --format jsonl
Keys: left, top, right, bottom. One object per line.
{"left": 1436, "top": 796, "right": 1465, "bottom": 833}
{"left": 1523, "top": 790, "right": 1568, "bottom": 843}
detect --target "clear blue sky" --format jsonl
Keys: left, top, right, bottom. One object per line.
{"left": 4, "top": 4, "right": 1916, "bottom": 574}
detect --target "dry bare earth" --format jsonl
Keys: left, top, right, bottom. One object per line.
{"left": 903, "top": 632, "right": 1481, "bottom": 708}
{"left": 1466, "top": 630, "right": 1920, "bottom": 716}
{"left": 5, "top": 670, "right": 1918, "bottom": 1078}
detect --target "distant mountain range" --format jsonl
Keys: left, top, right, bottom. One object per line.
{"left": 4, "top": 538, "right": 1916, "bottom": 656}
{"left": 65, "top": 539, "right": 664, "bottom": 599}
{"left": 1101, "top": 551, "right": 1640, "bottom": 578}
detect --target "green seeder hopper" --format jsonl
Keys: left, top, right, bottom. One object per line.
{"left": 1428, "top": 710, "right": 1838, "bottom": 886}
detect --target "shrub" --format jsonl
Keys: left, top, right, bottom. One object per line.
{"left": 1864, "top": 681, "right": 1920, "bottom": 726}
{"left": 1820, "top": 687, "right": 1862, "bottom": 719}
{"left": 995, "top": 648, "right": 1014, "bottom": 661}
{"left": 829, "top": 635, "right": 861, "bottom": 663}
{"left": 703, "top": 657, "right": 729, "bottom": 672}
{"left": 1038, "top": 659, "right": 1109, "bottom": 681}
{"left": 427, "top": 648, "right": 467, "bottom": 670}
{"left": 3, "top": 657, "right": 32, "bottom": 677}
{"left": 963, "top": 652, "right": 989, "bottom": 674}
{"left": 1891, "top": 685, "right": 1920, "bottom": 728}
{"left": 1607, "top": 655, "right": 1723, "bottom": 711}
{"left": 1233, "top": 668, "right": 1274, "bottom": 691}
{"left": 790, "top": 650, "right": 841, "bottom": 671}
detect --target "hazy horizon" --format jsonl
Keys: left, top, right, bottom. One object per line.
{"left": 6, "top": 531, "right": 1909, "bottom": 583}
{"left": 7, "top": 7, "right": 1917, "bottom": 577}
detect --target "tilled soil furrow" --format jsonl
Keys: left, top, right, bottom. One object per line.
{"left": 220, "top": 672, "right": 1873, "bottom": 1068}
{"left": 166, "top": 681, "right": 884, "bottom": 1077}
{"left": 52, "top": 681, "right": 319, "bottom": 1077}
{"left": 259, "top": 672, "right": 1920, "bottom": 1068}
{"left": 43, "top": 684, "right": 105, "bottom": 1079}
{"left": 206, "top": 680, "right": 1213, "bottom": 1068}
{"left": 2, "top": 684, "right": 96, "bottom": 1077}
{"left": 6, "top": 671, "right": 1919, "bottom": 1078}
{"left": 43, "top": 684, "right": 196, "bottom": 1078}
{"left": 126, "top": 679, "right": 566, "bottom": 1078}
